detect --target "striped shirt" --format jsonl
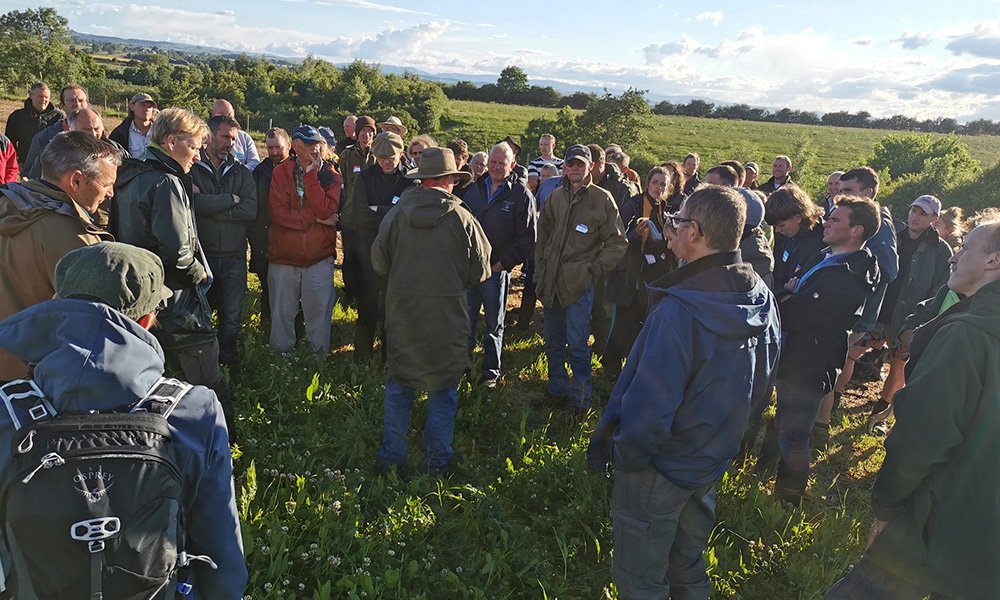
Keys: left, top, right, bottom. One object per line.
{"left": 528, "top": 155, "right": 564, "bottom": 178}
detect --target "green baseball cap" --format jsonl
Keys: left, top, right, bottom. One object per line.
{"left": 55, "top": 242, "right": 173, "bottom": 320}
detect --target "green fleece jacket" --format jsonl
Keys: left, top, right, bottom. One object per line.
{"left": 372, "top": 185, "right": 491, "bottom": 390}
{"left": 868, "top": 278, "right": 1000, "bottom": 599}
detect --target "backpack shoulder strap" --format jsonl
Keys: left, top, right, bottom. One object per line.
{"left": 0, "top": 379, "right": 57, "bottom": 431}
{"left": 130, "top": 377, "right": 193, "bottom": 419}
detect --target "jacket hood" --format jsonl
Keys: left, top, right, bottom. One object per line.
{"left": 399, "top": 187, "right": 464, "bottom": 229}
{"left": 115, "top": 154, "right": 157, "bottom": 188}
{"left": 117, "top": 145, "right": 184, "bottom": 189}
{"left": 0, "top": 180, "right": 82, "bottom": 236}
{"left": 0, "top": 300, "right": 164, "bottom": 412}
{"left": 840, "top": 246, "right": 880, "bottom": 289}
{"left": 649, "top": 252, "right": 778, "bottom": 341}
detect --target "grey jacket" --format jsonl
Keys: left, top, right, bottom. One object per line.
{"left": 191, "top": 150, "right": 257, "bottom": 258}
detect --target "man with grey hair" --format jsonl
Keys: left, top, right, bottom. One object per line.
{"left": 0, "top": 131, "right": 119, "bottom": 381}
{"left": 210, "top": 99, "right": 260, "bottom": 169}
{"left": 590, "top": 185, "right": 780, "bottom": 600}
{"left": 463, "top": 141, "right": 537, "bottom": 387}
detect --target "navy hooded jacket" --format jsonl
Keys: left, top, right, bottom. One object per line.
{"left": 591, "top": 252, "right": 781, "bottom": 488}
{"left": 0, "top": 299, "right": 247, "bottom": 599}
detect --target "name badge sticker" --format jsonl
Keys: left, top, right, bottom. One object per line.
{"left": 392, "top": 196, "right": 401, "bottom": 205}
{"left": 353, "top": 166, "right": 362, "bottom": 173}
{"left": 575, "top": 223, "right": 589, "bottom": 234}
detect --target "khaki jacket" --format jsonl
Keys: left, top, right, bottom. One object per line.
{"left": 0, "top": 180, "right": 112, "bottom": 379}
{"left": 534, "top": 177, "right": 627, "bottom": 307}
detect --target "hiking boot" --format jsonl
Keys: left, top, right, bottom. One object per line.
{"left": 811, "top": 422, "right": 831, "bottom": 451}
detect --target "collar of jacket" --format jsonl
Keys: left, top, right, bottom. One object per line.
{"left": 197, "top": 148, "right": 236, "bottom": 174}
{"left": 562, "top": 173, "right": 594, "bottom": 196}
{"left": 145, "top": 143, "right": 186, "bottom": 176}
{"left": 650, "top": 250, "right": 742, "bottom": 289}
{"left": 18, "top": 179, "right": 103, "bottom": 228}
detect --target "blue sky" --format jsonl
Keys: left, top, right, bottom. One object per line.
{"left": 13, "top": 0, "right": 1000, "bottom": 121}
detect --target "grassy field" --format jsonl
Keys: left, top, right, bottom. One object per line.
{"left": 433, "top": 99, "right": 1000, "bottom": 181}
{"left": 232, "top": 273, "right": 888, "bottom": 599}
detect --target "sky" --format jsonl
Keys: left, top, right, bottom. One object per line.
{"left": 13, "top": 0, "right": 1000, "bottom": 122}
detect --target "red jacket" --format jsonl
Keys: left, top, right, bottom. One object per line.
{"left": 267, "top": 159, "right": 341, "bottom": 266}
{"left": 0, "top": 135, "right": 19, "bottom": 184}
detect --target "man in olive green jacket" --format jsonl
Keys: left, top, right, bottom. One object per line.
{"left": 372, "top": 147, "right": 491, "bottom": 476}
{"left": 826, "top": 219, "right": 1000, "bottom": 600}
{"left": 535, "top": 144, "right": 627, "bottom": 410}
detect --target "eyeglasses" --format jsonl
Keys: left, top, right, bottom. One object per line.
{"left": 666, "top": 212, "right": 697, "bottom": 230}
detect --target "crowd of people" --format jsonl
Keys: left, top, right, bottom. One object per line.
{"left": 0, "top": 80, "right": 998, "bottom": 599}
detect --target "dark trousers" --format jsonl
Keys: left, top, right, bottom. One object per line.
{"left": 590, "top": 278, "right": 611, "bottom": 357}
{"left": 604, "top": 287, "right": 648, "bottom": 378}
{"left": 251, "top": 262, "right": 270, "bottom": 323}
{"left": 341, "top": 227, "right": 360, "bottom": 305}
{"left": 825, "top": 556, "right": 954, "bottom": 600}
{"left": 514, "top": 258, "right": 537, "bottom": 327}
{"left": 164, "top": 340, "right": 236, "bottom": 442}
{"left": 353, "top": 231, "right": 385, "bottom": 361}
{"left": 206, "top": 255, "right": 247, "bottom": 366}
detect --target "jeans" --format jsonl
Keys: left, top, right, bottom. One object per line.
{"left": 268, "top": 258, "right": 336, "bottom": 354}
{"left": 543, "top": 286, "right": 594, "bottom": 407}
{"left": 206, "top": 255, "right": 247, "bottom": 366}
{"left": 612, "top": 467, "right": 715, "bottom": 600}
{"left": 774, "top": 378, "right": 826, "bottom": 474}
{"left": 376, "top": 375, "right": 459, "bottom": 475}
{"left": 467, "top": 270, "right": 509, "bottom": 380}
{"left": 825, "top": 556, "right": 952, "bottom": 600}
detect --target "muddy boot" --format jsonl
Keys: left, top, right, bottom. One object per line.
{"left": 811, "top": 422, "right": 831, "bottom": 451}
{"left": 774, "top": 462, "right": 809, "bottom": 506}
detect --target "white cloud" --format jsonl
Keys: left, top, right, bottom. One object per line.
{"left": 853, "top": 38, "right": 874, "bottom": 47}
{"left": 695, "top": 10, "right": 723, "bottom": 25}
{"left": 276, "top": 0, "right": 433, "bottom": 16}
{"left": 893, "top": 31, "right": 932, "bottom": 50}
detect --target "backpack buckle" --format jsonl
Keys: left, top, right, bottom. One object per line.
{"left": 71, "top": 517, "right": 121, "bottom": 543}
{"left": 0, "top": 379, "right": 57, "bottom": 431}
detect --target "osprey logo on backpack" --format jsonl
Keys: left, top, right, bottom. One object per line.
{"left": 73, "top": 468, "right": 116, "bottom": 503}
{"left": 0, "top": 377, "right": 200, "bottom": 600}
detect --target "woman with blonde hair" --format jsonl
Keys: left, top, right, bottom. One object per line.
{"left": 933, "top": 205, "right": 966, "bottom": 252}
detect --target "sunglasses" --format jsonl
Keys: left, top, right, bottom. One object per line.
{"left": 666, "top": 212, "right": 697, "bottom": 230}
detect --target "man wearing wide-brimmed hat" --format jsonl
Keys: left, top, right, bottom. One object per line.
{"left": 378, "top": 116, "right": 408, "bottom": 138}
{"left": 372, "top": 147, "right": 492, "bottom": 477}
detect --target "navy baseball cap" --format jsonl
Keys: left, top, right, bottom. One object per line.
{"left": 292, "top": 125, "right": 325, "bottom": 144}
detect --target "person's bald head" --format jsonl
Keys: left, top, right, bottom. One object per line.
{"left": 68, "top": 107, "right": 104, "bottom": 138}
{"left": 211, "top": 99, "right": 235, "bottom": 119}
{"left": 343, "top": 115, "right": 357, "bottom": 139}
